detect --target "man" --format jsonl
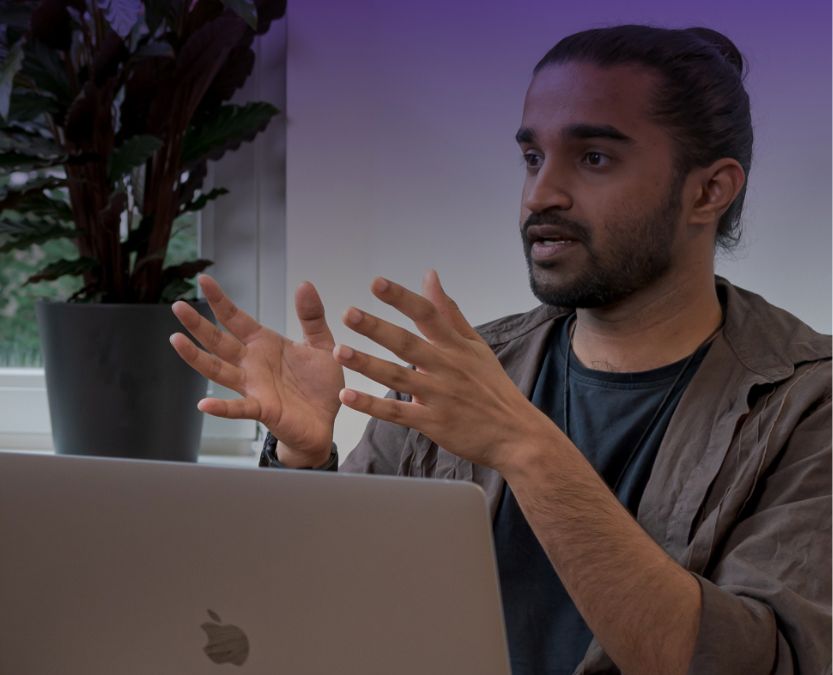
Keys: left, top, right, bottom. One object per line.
{"left": 169, "top": 25, "right": 831, "bottom": 675}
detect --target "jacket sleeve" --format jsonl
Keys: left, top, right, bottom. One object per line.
{"left": 338, "top": 388, "right": 413, "bottom": 475}
{"left": 686, "top": 392, "right": 832, "bottom": 675}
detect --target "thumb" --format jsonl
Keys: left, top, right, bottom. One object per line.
{"left": 295, "top": 281, "right": 336, "bottom": 349}
{"left": 422, "top": 269, "right": 481, "bottom": 341}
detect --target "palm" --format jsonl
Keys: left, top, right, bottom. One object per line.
{"left": 170, "top": 275, "right": 344, "bottom": 457}
{"left": 239, "top": 327, "right": 344, "bottom": 451}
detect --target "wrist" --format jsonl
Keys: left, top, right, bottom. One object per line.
{"left": 259, "top": 432, "right": 338, "bottom": 471}
{"left": 276, "top": 441, "right": 333, "bottom": 469}
{"left": 493, "top": 409, "right": 566, "bottom": 480}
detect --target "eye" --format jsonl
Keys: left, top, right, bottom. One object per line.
{"left": 582, "top": 151, "right": 611, "bottom": 168}
{"left": 521, "top": 151, "right": 543, "bottom": 170}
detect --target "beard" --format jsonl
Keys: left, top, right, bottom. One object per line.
{"left": 521, "top": 178, "right": 683, "bottom": 309}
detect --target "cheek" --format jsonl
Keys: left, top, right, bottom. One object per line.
{"left": 594, "top": 180, "right": 654, "bottom": 223}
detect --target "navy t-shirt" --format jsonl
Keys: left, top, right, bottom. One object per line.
{"left": 493, "top": 315, "right": 711, "bottom": 675}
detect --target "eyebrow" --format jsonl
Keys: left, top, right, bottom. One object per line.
{"left": 515, "top": 124, "right": 635, "bottom": 145}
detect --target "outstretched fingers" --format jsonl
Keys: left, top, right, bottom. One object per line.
{"left": 196, "top": 396, "right": 264, "bottom": 420}
{"left": 169, "top": 331, "right": 246, "bottom": 393}
{"left": 339, "top": 387, "right": 426, "bottom": 429}
{"left": 421, "top": 269, "right": 481, "bottom": 341}
{"left": 369, "top": 277, "right": 460, "bottom": 345}
{"left": 333, "top": 344, "right": 427, "bottom": 398}
{"left": 196, "top": 274, "right": 264, "bottom": 345}
{"left": 342, "top": 305, "right": 435, "bottom": 368}
{"left": 295, "top": 281, "right": 336, "bottom": 350}
{"left": 171, "top": 298, "right": 246, "bottom": 365}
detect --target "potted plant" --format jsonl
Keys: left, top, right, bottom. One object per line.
{"left": 0, "top": 0, "right": 285, "bottom": 461}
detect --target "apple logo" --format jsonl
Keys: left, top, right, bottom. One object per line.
{"left": 201, "top": 609, "right": 250, "bottom": 666}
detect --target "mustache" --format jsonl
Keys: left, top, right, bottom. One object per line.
{"left": 522, "top": 210, "right": 590, "bottom": 244}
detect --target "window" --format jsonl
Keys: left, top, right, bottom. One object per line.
{"left": 0, "top": 21, "right": 287, "bottom": 459}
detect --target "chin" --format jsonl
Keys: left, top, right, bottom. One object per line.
{"left": 528, "top": 269, "right": 624, "bottom": 309}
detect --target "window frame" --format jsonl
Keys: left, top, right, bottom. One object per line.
{"left": 0, "top": 21, "right": 287, "bottom": 459}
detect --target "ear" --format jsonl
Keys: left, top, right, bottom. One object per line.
{"left": 686, "top": 158, "right": 746, "bottom": 229}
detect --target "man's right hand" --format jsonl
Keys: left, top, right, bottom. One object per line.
{"left": 169, "top": 274, "right": 344, "bottom": 468}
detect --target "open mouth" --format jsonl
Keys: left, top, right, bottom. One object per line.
{"left": 530, "top": 239, "right": 578, "bottom": 260}
{"left": 525, "top": 224, "right": 583, "bottom": 261}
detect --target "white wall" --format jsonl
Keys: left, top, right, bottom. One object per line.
{"left": 282, "top": 1, "right": 832, "bottom": 454}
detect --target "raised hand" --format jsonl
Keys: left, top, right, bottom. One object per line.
{"left": 169, "top": 274, "right": 344, "bottom": 467}
{"left": 332, "top": 269, "right": 556, "bottom": 471}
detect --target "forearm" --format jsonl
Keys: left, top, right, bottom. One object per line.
{"left": 498, "top": 422, "right": 700, "bottom": 675}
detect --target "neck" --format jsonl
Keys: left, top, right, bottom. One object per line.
{"left": 571, "top": 270, "right": 722, "bottom": 373}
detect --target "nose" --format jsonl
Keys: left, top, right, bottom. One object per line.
{"left": 522, "top": 160, "right": 573, "bottom": 214}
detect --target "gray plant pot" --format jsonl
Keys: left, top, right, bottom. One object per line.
{"left": 35, "top": 300, "right": 215, "bottom": 462}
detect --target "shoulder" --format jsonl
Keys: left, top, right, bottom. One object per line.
{"left": 718, "top": 276, "right": 831, "bottom": 380}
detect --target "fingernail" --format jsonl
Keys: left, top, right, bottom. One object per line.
{"left": 374, "top": 277, "right": 390, "bottom": 292}
{"left": 336, "top": 344, "right": 354, "bottom": 359}
{"left": 341, "top": 389, "right": 358, "bottom": 404}
{"left": 346, "top": 307, "right": 363, "bottom": 325}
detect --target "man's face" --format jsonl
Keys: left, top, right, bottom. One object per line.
{"left": 518, "top": 61, "right": 685, "bottom": 308}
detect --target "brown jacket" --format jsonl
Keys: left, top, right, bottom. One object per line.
{"left": 328, "top": 278, "right": 832, "bottom": 674}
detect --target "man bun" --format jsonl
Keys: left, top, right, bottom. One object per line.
{"left": 685, "top": 27, "right": 745, "bottom": 76}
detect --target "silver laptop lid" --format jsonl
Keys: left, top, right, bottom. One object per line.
{"left": 0, "top": 452, "right": 511, "bottom": 675}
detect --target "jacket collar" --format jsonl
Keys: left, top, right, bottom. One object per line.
{"left": 479, "top": 276, "right": 830, "bottom": 383}
{"left": 717, "top": 276, "right": 831, "bottom": 380}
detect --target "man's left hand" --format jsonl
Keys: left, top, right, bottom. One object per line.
{"left": 333, "top": 269, "right": 556, "bottom": 470}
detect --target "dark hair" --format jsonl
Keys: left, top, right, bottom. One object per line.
{"left": 534, "top": 25, "right": 752, "bottom": 250}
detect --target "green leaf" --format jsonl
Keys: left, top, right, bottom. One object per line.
{"left": 0, "top": 38, "right": 25, "bottom": 119}
{"left": 0, "top": 213, "right": 69, "bottom": 236}
{"left": 67, "top": 280, "right": 105, "bottom": 303}
{"left": 0, "top": 224, "right": 79, "bottom": 253}
{"left": 23, "top": 256, "right": 98, "bottom": 285}
{"left": 160, "top": 278, "right": 194, "bottom": 303}
{"left": 7, "top": 90, "right": 61, "bottom": 122}
{"left": 18, "top": 195, "right": 72, "bottom": 223}
{"left": 181, "top": 102, "right": 277, "bottom": 166}
{"left": 0, "top": 175, "right": 66, "bottom": 200}
{"left": 180, "top": 187, "right": 228, "bottom": 213}
{"left": 0, "top": 151, "right": 62, "bottom": 171}
{"left": 220, "top": 0, "right": 258, "bottom": 30}
{"left": 0, "top": 194, "right": 72, "bottom": 224}
{"left": 161, "top": 257, "right": 213, "bottom": 283}
{"left": 0, "top": 127, "right": 63, "bottom": 158}
{"left": 159, "top": 258, "right": 213, "bottom": 301}
{"left": 21, "top": 38, "right": 72, "bottom": 107}
{"left": 108, "top": 134, "right": 163, "bottom": 182}
{"left": 0, "top": 178, "right": 70, "bottom": 218}
{"left": 0, "top": 217, "right": 44, "bottom": 236}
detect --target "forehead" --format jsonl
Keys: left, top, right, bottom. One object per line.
{"left": 521, "top": 61, "right": 665, "bottom": 144}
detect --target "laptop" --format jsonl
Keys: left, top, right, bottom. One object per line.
{"left": 0, "top": 451, "right": 511, "bottom": 675}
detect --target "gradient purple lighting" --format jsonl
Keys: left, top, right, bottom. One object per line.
{"left": 284, "top": 0, "right": 831, "bottom": 335}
